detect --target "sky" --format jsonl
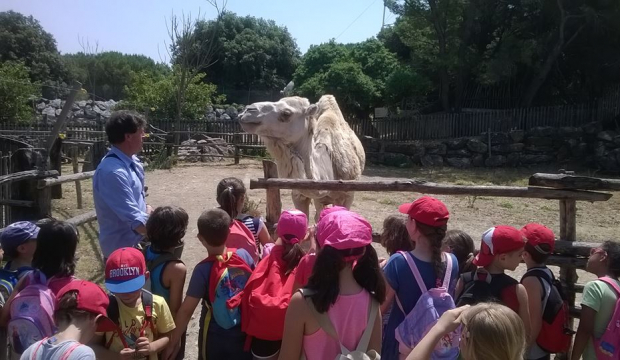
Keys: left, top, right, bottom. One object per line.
{"left": 1, "top": 0, "right": 395, "bottom": 63}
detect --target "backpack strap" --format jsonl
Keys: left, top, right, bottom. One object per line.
{"left": 355, "top": 299, "right": 379, "bottom": 353}
{"left": 523, "top": 268, "right": 553, "bottom": 307}
{"left": 598, "top": 276, "right": 620, "bottom": 295}
{"left": 59, "top": 342, "right": 83, "bottom": 360}
{"left": 441, "top": 253, "right": 453, "bottom": 289}
{"left": 31, "top": 338, "right": 48, "bottom": 360}
{"left": 140, "top": 290, "right": 155, "bottom": 337}
{"left": 105, "top": 295, "right": 131, "bottom": 350}
{"left": 397, "top": 251, "right": 427, "bottom": 293}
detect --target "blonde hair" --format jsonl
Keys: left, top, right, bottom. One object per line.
{"left": 460, "top": 303, "right": 526, "bottom": 360}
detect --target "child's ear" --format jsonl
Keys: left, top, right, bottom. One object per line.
{"left": 144, "top": 271, "right": 150, "bottom": 281}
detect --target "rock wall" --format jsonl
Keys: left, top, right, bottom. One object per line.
{"left": 362, "top": 122, "right": 620, "bottom": 173}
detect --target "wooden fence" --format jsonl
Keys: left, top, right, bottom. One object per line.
{"left": 250, "top": 160, "right": 618, "bottom": 332}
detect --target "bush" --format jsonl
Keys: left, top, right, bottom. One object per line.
{"left": 0, "top": 62, "right": 40, "bottom": 122}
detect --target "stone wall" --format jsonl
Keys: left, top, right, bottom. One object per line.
{"left": 362, "top": 122, "right": 620, "bottom": 173}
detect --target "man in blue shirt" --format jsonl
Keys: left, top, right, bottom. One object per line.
{"left": 93, "top": 111, "right": 152, "bottom": 258}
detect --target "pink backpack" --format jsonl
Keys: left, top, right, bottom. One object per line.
{"left": 594, "top": 277, "right": 620, "bottom": 359}
{"left": 394, "top": 251, "right": 459, "bottom": 360}
{"left": 8, "top": 271, "right": 56, "bottom": 355}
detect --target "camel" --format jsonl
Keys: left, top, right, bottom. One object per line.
{"left": 238, "top": 95, "right": 365, "bottom": 220}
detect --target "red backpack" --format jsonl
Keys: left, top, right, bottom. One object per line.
{"left": 594, "top": 277, "right": 620, "bottom": 359}
{"left": 241, "top": 246, "right": 296, "bottom": 343}
{"left": 227, "top": 220, "right": 259, "bottom": 263}
{"left": 522, "top": 267, "right": 573, "bottom": 353}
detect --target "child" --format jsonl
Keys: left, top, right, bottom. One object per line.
{"left": 278, "top": 209, "right": 385, "bottom": 360}
{"left": 0, "top": 221, "right": 38, "bottom": 276}
{"left": 520, "top": 223, "right": 557, "bottom": 360}
{"left": 20, "top": 280, "right": 116, "bottom": 360}
{"left": 163, "top": 208, "right": 255, "bottom": 360}
{"left": 405, "top": 303, "right": 526, "bottom": 360}
{"left": 455, "top": 225, "right": 531, "bottom": 337}
{"left": 216, "top": 177, "right": 273, "bottom": 261}
{"left": 90, "top": 247, "right": 176, "bottom": 360}
{"left": 571, "top": 241, "right": 620, "bottom": 360}
{"left": 443, "top": 230, "right": 477, "bottom": 274}
{"left": 243, "top": 210, "right": 308, "bottom": 360}
{"left": 144, "top": 206, "right": 188, "bottom": 360}
{"left": 381, "top": 196, "right": 459, "bottom": 360}
{"left": 32, "top": 219, "right": 80, "bottom": 295}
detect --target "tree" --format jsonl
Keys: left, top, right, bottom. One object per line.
{"left": 0, "top": 11, "right": 69, "bottom": 86}
{"left": 0, "top": 62, "right": 40, "bottom": 122}
{"left": 184, "top": 12, "right": 301, "bottom": 103}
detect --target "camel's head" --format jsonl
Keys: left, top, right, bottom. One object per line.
{"left": 239, "top": 97, "right": 318, "bottom": 143}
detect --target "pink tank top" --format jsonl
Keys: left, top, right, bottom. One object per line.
{"left": 302, "top": 289, "right": 371, "bottom": 360}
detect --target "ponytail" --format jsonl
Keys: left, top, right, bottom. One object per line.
{"left": 216, "top": 177, "right": 246, "bottom": 219}
{"left": 282, "top": 239, "right": 305, "bottom": 275}
{"left": 416, "top": 220, "right": 447, "bottom": 281}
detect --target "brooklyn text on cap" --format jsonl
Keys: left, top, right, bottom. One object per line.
{"left": 104, "top": 247, "right": 146, "bottom": 294}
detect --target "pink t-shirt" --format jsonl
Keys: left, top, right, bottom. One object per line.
{"left": 295, "top": 253, "right": 316, "bottom": 287}
{"left": 302, "top": 289, "right": 371, "bottom": 360}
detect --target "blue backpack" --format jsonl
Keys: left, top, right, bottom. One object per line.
{"left": 0, "top": 263, "right": 32, "bottom": 306}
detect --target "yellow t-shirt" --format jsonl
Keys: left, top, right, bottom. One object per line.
{"left": 100, "top": 293, "right": 176, "bottom": 360}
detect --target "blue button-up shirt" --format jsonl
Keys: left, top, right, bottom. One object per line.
{"left": 93, "top": 146, "right": 148, "bottom": 257}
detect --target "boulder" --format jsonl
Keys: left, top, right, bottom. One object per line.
{"left": 558, "top": 127, "right": 583, "bottom": 139}
{"left": 446, "top": 138, "right": 469, "bottom": 150}
{"left": 55, "top": 109, "right": 62, "bottom": 116}
{"left": 95, "top": 101, "right": 107, "bottom": 111}
{"left": 491, "top": 143, "right": 524, "bottom": 153}
{"left": 583, "top": 121, "right": 603, "bottom": 135}
{"left": 472, "top": 154, "right": 485, "bottom": 167}
{"left": 613, "top": 136, "right": 620, "bottom": 147}
{"left": 446, "top": 157, "right": 471, "bottom": 168}
{"left": 597, "top": 130, "right": 617, "bottom": 142}
{"left": 73, "top": 109, "right": 85, "bottom": 118}
{"left": 383, "top": 153, "right": 413, "bottom": 168}
{"left": 226, "top": 106, "right": 238, "bottom": 119}
{"left": 597, "top": 154, "right": 620, "bottom": 172}
{"left": 521, "top": 154, "right": 554, "bottom": 164}
{"left": 181, "top": 139, "right": 197, "bottom": 146}
{"left": 421, "top": 154, "right": 444, "bottom": 167}
{"left": 206, "top": 112, "right": 216, "bottom": 122}
{"left": 50, "top": 99, "right": 62, "bottom": 109}
{"left": 529, "top": 126, "right": 556, "bottom": 137}
{"left": 467, "top": 138, "right": 488, "bottom": 153}
{"left": 557, "top": 146, "right": 570, "bottom": 161}
{"left": 524, "top": 145, "right": 555, "bottom": 153}
{"left": 84, "top": 109, "right": 97, "bottom": 119}
{"left": 77, "top": 100, "right": 87, "bottom": 108}
{"left": 506, "top": 153, "right": 521, "bottom": 167}
{"left": 484, "top": 132, "right": 511, "bottom": 145}
{"left": 426, "top": 142, "right": 447, "bottom": 155}
{"left": 36, "top": 102, "right": 47, "bottom": 111}
{"left": 594, "top": 142, "right": 606, "bottom": 157}
{"left": 509, "top": 130, "right": 525, "bottom": 143}
{"left": 205, "top": 105, "right": 214, "bottom": 113}
{"left": 72, "top": 102, "right": 81, "bottom": 111}
{"left": 485, "top": 155, "right": 506, "bottom": 167}
{"left": 384, "top": 142, "right": 425, "bottom": 157}
{"left": 526, "top": 137, "right": 554, "bottom": 147}
{"left": 42, "top": 107, "right": 56, "bottom": 118}
{"left": 446, "top": 149, "right": 471, "bottom": 157}
{"left": 215, "top": 108, "right": 225, "bottom": 117}
{"left": 220, "top": 114, "right": 231, "bottom": 121}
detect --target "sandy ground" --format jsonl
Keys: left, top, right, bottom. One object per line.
{"left": 54, "top": 159, "right": 620, "bottom": 359}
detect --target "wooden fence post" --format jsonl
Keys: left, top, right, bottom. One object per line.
{"left": 234, "top": 133, "right": 241, "bottom": 165}
{"left": 72, "top": 147, "right": 83, "bottom": 209}
{"left": 263, "top": 160, "right": 281, "bottom": 233}
{"left": 50, "top": 137, "right": 63, "bottom": 199}
{"left": 90, "top": 141, "right": 106, "bottom": 170}
{"left": 559, "top": 200, "right": 578, "bottom": 331}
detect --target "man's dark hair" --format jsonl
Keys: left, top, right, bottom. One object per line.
{"left": 197, "top": 208, "right": 231, "bottom": 247}
{"left": 105, "top": 111, "right": 146, "bottom": 144}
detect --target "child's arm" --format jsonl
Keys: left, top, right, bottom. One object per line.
{"left": 381, "top": 284, "right": 395, "bottom": 314}
{"left": 163, "top": 262, "right": 187, "bottom": 317}
{"left": 454, "top": 277, "right": 464, "bottom": 299}
{"left": 521, "top": 276, "right": 543, "bottom": 344}
{"left": 161, "top": 296, "right": 200, "bottom": 360}
{"left": 406, "top": 306, "right": 469, "bottom": 360}
{"left": 571, "top": 305, "right": 596, "bottom": 360}
{"left": 279, "top": 292, "right": 307, "bottom": 360}
{"left": 135, "top": 331, "right": 171, "bottom": 357}
{"left": 515, "top": 284, "right": 532, "bottom": 341}
{"left": 88, "top": 333, "right": 128, "bottom": 360}
{"left": 258, "top": 225, "right": 273, "bottom": 245}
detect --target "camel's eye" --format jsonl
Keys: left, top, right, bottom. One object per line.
{"left": 279, "top": 109, "right": 293, "bottom": 122}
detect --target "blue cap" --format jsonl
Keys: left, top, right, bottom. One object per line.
{"left": 0, "top": 221, "right": 40, "bottom": 250}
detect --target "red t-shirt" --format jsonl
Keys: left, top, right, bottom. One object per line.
{"left": 294, "top": 253, "right": 316, "bottom": 287}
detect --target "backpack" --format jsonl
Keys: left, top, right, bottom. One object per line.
{"left": 241, "top": 246, "right": 296, "bottom": 342}
{"left": 594, "top": 277, "right": 620, "bottom": 359}
{"left": 394, "top": 251, "right": 459, "bottom": 360}
{"left": 455, "top": 269, "right": 519, "bottom": 311}
{"left": 7, "top": 270, "right": 56, "bottom": 355}
{"left": 521, "top": 267, "right": 573, "bottom": 353}
{"left": 227, "top": 220, "right": 259, "bottom": 263}
{"left": 300, "top": 289, "right": 380, "bottom": 360}
{"left": 202, "top": 249, "right": 253, "bottom": 329}
{"left": 0, "top": 268, "right": 19, "bottom": 307}
{"left": 143, "top": 245, "right": 182, "bottom": 293}
{"left": 105, "top": 290, "right": 155, "bottom": 349}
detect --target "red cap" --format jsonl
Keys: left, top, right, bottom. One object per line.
{"left": 521, "top": 223, "right": 555, "bottom": 254}
{"left": 474, "top": 225, "right": 525, "bottom": 267}
{"left": 398, "top": 196, "right": 449, "bottom": 227}
{"left": 105, "top": 247, "right": 146, "bottom": 294}
{"left": 56, "top": 280, "right": 116, "bottom": 332}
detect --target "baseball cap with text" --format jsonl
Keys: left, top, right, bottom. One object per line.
{"left": 104, "top": 247, "right": 146, "bottom": 294}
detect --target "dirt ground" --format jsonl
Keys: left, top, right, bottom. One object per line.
{"left": 53, "top": 159, "right": 620, "bottom": 359}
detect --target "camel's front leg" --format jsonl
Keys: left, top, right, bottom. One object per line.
{"left": 292, "top": 190, "right": 311, "bottom": 219}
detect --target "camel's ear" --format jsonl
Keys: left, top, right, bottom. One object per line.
{"left": 306, "top": 104, "right": 319, "bottom": 117}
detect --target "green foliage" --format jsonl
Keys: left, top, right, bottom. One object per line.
{"left": 183, "top": 12, "right": 301, "bottom": 103}
{"left": 63, "top": 51, "right": 170, "bottom": 100}
{"left": 385, "top": 66, "right": 431, "bottom": 107}
{"left": 0, "top": 62, "right": 40, "bottom": 122}
{"left": 145, "top": 148, "right": 176, "bottom": 171}
{"left": 120, "top": 67, "right": 224, "bottom": 120}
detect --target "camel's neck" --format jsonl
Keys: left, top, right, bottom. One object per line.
{"left": 263, "top": 134, "right": 313, "bottom": 179}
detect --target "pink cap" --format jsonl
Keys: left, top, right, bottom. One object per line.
{"left": 276, "top": 210, "right": 308, "bottom": 245}
{"left": 316, "top": 210, "right": 372, "bottom": 250}
{"left": 318, "top": 205, "right": 348, "bottom": 222}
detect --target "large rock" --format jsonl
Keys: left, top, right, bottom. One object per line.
{"left": 467, "top": 138, "right": 488, "bottom": 153}
{"left": 524, "top": 145, "right": 555, "bottom": 153}
{"left": 84, "top": 109, "right": 97, "bottom": 119}
{"left": 220, "top": 114, "right": 231, "bottom": 121}
{"left": 446, "top": 138, "right": 469, "bottom": 150}
{"left": 42, "top": 107, "right": 56, "bottom": 118}
{"left": 521, "top": 154, "right": 554, "bottom": 164}
{"left": 226, "top": 106, "right": 238, "bottom": 119}
{"left": 597, "top": 130, "right": 617, "bottom": 142}
{"left": 384, "top": 142, "right": 425, "bottom": 157}
{"left": 509, "top": 130, "right": 525, "bottom": 143}
{"left": 491, "top": 143, "right": 524, "bottom": 153}
{"left": 383, "top": 153, "right": 413, "bottom": 168}
{"left": 557, "top": 146, "right": 570, "bottom": 161}
{"left": 446, "top": 149, "right": 471, "bottom": 157}
{"left": 426, "top": 142, "right": 447, "bottom": 155}
{"left": 526, "top": 137, "right": 554, "bottom": 147}
{"left": 77, "top": 100, "right": 87, "bottom": 108}
{"left": 446, "top": 157, "right": 471, "bottom": 168}
{"left": 421, "top": 154, "right": 444, "bottom": 167}
{"left": 484, "top": 132, "right": 511, "bottom": 145}
{"left": 506, "top": 153, "right": 521, "bottom": 167}
{"left": 55, "top": 109, "right": 62, "bottom": 116}
{"left": 472, "top": 154, "right": 485, "bottom": 167}
{"left": 597, "top": 154, "right": 620, "bottom": 172}
{"left": 583, "top": 121, "right": 603, "bottom": 135}
{"left": 529, "top": 126, "right": 556, "bottom": 137}
{"left": 50, "top": 99, "right": 62, "bottom": 109}
{"left": 215, "top": 108, "right": 225, "bottom": 117}
{"left": 206, "top": 112, "right": 216, "bottom": 122}
{"left": 571, "top": 143, "right": 588, "bottom": 158}
{"left": 485, "top": 155, "right": 506, "bottom": 167}
{"left": 36, "top": 102, "right": 47, "bottom": 111}
{"left": 73, "top": 109, "right": 84, "bottom": 118}
{"left": 594, "top": 142, "right": 606, "bottom": 157}
{"left": 558, "top": 127, "right": 583, "bottom": 139}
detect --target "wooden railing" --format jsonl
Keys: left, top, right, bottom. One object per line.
{"left": 250, "top": 160, "right": 616, "bottom": 324}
